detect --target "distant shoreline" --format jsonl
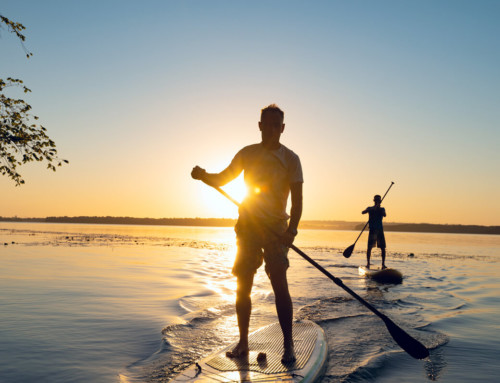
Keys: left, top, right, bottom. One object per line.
{"left": 1, "top": 216, "right": 499, "bottom": 235}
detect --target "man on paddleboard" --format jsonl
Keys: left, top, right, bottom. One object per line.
{"left": 362, "top": 194, "right": 387, "bottom": 269}
{"left": 191, "top": 104, "right": 303, "bottom": 364}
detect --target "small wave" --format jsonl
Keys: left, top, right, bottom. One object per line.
{"left": 296, "top": 295, "right": 365, "bottom": 322}
{"left": 418, "top": 328, "right": 450, "bottom": 351}
{"left": 392, "top": 298, "right": 421, "bottom": 307}
{"left": 331, "top": 264, "right": 360, "bottom": 269}
{"left": 315, "top": 313, "right": 371, "bottom": 325}
{"left": 166, "top": 307, "right": 224, "bottom": 332}
{"left": 178, "top": 290, "right": 219, "bottom": 313}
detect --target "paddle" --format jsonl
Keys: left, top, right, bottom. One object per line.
{"left": 343, "top": 181, "right": 395, "bottom": 258}
{"left": 206, "top": 183, "right": 429, "bottom": 360}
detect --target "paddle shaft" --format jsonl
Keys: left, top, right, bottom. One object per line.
{"left": 212, "top": 185, "right": 392, "bottom": 321}
{"left": 351, "top": 181, "right": 395, "bottom": 246}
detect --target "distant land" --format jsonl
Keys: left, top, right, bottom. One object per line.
{"left": 1, "top": 216, "right": 499, "bottom": 235}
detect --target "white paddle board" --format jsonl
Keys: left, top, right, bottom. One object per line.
{"left": 359, "top": 266, "right": 403, "bottom": 284}
{"left": 171, "top": 319, "right": 327, "bottom": 382}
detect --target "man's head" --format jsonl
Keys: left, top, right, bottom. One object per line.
{"left": 260, "top": 104, "right": 284, "bottom": 121}
{"left": 259, "top": 104, "right": 285, "bottom": 149}
{"left": 374, "top": 195, "right": 382, "bottom": 205}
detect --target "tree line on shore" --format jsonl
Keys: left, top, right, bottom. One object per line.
{"left": 0, "top": 216, "right": 499, "bottom": 235}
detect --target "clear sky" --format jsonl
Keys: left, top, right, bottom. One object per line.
{"left": 1, "top": 0, "right": 499, "bottom": 225}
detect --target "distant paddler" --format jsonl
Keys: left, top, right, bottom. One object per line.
{"left": 362, "top": 194, "right": 387, "bottom": 269}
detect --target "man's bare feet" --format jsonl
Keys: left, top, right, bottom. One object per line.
{"left": 226, "top": 342, "right": 249, "bottom": 358}
{"left": 366, "top": 264, "right": 371, "bottom": 269}
{"left": 281, "top": 345, "right": 296, "bottom": 364}
{"left": 382, "top": 264, "right": 387, "bottom": 270}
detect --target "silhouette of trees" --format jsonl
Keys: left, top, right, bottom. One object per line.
{"left": 1, "top": 15, "right": 67, "bottom": 185}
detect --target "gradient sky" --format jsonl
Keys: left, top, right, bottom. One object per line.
{"left": 1, "top": 0, "right": 499, "bottom": 225}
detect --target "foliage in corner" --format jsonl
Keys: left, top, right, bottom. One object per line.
{"left": 1, "top": 14, "right": 68, "bottom": 185}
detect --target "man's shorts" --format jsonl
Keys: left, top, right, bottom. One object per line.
{"left": 367, "top": 230, "right": 386, "bottom": 249}
{"left": 232, "top": 216, "right": 289, "bottom": 278}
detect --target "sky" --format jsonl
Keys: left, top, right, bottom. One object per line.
{"left": 1, "top": 0, "right": 499, "bottom": 225}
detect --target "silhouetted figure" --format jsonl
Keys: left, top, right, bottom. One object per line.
{"left": 362, "top": 194, "right": 387, "bottom": 269}
{"left": 191, "top": 104, "right": 303, "bottom": 364}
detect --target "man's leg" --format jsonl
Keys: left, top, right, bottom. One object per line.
{"left": 379, "top": 231, "right": 387, "bottom": 269}
{"left": 366, "top": 246, "right": 372, "bottom": 268}
{"left": 226, "top": 272, "right": 254, "bottom": 358}
{"left": 269, "top": 270, "right": 296, "bottom": 363}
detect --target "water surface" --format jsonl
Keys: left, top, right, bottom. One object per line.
{"left": 1, "top": 222, "right": 499, "bottom": 382}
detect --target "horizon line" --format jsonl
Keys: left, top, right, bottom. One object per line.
{"left": 1, "top": 216, "right": 499, "bottom": 233}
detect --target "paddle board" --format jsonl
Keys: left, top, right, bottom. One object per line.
{"left": 171, "top": 319, "right": 327, "bottom": 382}
{"left": 359, "top": 266, "right": 403, "bottom": 284}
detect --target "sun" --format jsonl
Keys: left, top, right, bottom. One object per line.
{"left": 200, "top": 173, "right": 247, "bottom": 218}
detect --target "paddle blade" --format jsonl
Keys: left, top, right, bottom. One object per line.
{"left": 343, "top": 244, "right": 355, "bottom": 258}
{"left": 382, "top": 315, "right": 429, "bottom": 359}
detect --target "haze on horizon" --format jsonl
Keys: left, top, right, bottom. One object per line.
{"left": 1, "top": 1, "right": 499, "bottom": 226}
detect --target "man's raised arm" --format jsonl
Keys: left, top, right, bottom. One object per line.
{"left": 191, "top": 164, "right": 241, "bottom": 187}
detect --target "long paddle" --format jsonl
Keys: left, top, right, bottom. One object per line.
{"left": 343, "top": 181, "right": 395, "bottom": 258}
{"left": 206, "top": 183, "right": 429, "bottom": 360}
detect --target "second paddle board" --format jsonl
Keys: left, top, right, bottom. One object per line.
{"left": 359, "top": 266, "right": 403, "bottom": 284}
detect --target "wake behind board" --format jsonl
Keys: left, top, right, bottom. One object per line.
{"left": 171, "top": 320, "right": 327, "bottom": 382}
{"left": 359, "top": 266, "right": 403, "bottom": 284}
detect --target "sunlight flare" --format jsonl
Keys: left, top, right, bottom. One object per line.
{"left": 200, "top": 174, "right": 247, "bottom": 218}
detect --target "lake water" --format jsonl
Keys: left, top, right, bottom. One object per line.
{"left": 0, "top": 222, "right": 499, "bottom": 382}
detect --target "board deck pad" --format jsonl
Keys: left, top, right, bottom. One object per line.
{"left": 206, "top": 321, "right": 318, "bottom": 374}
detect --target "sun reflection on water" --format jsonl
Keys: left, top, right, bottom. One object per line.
{"left": 203, "top": 244, "right": 238, "bottom": 302}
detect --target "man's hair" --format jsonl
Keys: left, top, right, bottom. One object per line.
{"left": 374, "top": 195, "right": 382, "bottom": 201}
{"left": 261, "top": 104, "right": 284, "bottom": 121}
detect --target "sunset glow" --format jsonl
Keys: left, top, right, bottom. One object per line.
{"left": 200, "top": 174, "right": 248, "bottom": 218}
{"left": 0, "top": 1, "right": 498, "bottom": 226}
